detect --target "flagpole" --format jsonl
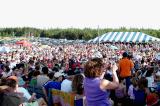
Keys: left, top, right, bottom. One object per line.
{"left": 98, "top": 25, "right": 100, "bottom": 47}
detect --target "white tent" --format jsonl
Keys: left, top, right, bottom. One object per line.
{"left": 89, "top": 32, "right": 160, "bottom": 43}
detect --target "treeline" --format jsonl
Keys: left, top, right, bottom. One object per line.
{"left": 0, "top": 27, "right": 160, "bottom": 40}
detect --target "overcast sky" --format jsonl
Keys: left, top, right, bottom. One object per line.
{"left": 0, "top": 0, "right": 160, "bottom": 29}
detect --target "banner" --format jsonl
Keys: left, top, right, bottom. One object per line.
{"left": 52, "top": 89, "right": 75, "bottom": 106}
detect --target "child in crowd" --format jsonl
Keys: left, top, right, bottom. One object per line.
{"left": 128, "top": 77, "right": 138, "bottom": 106}
{"left": 145, "top": 67, "right": 155, "bottom": 92}
{"left": 72, "top": 74, "right": 84, "bottom": 99}
{"left": 72, "top": 73, "right": 85, "bottom": 106}
{"left": 29, "top": 70, "right": 40, "bottom": 87}
{"left": 114, "top": 78, "right": 126, "bottom": 106}
{"left": 133, "top": 77, "right": 149, "bottom": 106}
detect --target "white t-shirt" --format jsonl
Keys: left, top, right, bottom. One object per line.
{"left": 146, "top": 76, "right": 154, "bottom": 88}
{"left": 61, "top": 79, "right": 72, "bottom": 93}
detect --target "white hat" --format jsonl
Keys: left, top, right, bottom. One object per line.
{"left": 59, "top": 69, "right": 64, "bottom": 73}
{"left": 156, "top": 71, "right": 160, "bottom": 76}
{"left": 54, "top": 72, "right": 64, "bottom": 78}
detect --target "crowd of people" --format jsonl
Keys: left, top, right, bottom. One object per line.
{"left": 0, "top": 41, "right": 160, "bottom": 106}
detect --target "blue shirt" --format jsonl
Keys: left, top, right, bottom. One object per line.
{"left": 43, "top": 81, "right": 61, "bottom": 95}
{"left": 133, "top": 89, "right": 146, "bottom": 106}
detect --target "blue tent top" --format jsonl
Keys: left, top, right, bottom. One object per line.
{"left": 89, "top": 32, "right": 160, "bottom": 43}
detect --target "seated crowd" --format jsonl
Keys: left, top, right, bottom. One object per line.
{"left": 0, "top": 43, "right": 160, "bottom": 106}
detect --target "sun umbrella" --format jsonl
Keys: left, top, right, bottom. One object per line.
{"left": 16, "top": 40, "right": 32, "bottom": 47}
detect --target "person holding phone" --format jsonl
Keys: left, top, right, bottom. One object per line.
{"left": 84, "top": 58, "right": 119, "bottom": 106}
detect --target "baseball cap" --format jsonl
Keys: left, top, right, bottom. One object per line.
{"left": 54, "top": 72, "right": 64, "bottom": 78}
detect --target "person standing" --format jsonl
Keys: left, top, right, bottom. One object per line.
{"left": 84, "top": 58, "right": 119, "bottom": 106}
{"left": 118, "top": 52, "right": 134, "bottom": 92}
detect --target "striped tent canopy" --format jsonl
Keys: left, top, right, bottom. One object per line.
{"left": 89, "top": 32, "right": 160, "bottom": 43}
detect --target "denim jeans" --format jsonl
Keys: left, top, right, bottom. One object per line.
{"left": 125, "top": 76, "right": 131, "bottom": 92}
